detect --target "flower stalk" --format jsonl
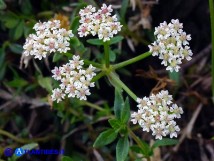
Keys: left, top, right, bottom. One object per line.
{"left": 104, "top": 41, "right": 110, "bottom": 68}
{"left": 113, "top": 51, "right": 152, "bottom": 70}
{"left": 209, "top": 0, "right": 214, "bottom": 100}
{"left": 109, "top": 72, "right": 137, "bottom": 101}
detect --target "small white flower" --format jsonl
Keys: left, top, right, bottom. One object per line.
{"left": 131, "top": 109, "right": 143, "bottom": 124}
{"left": 51, "top": 55, "right": 96, "bottom": 102}
{"left": 149, "top": 19, "right": 193, "bottom": 72}
{"left": 166, "top": 121, "right": 180, "bottom": 138}
{"left": 132, "top": 90, "right": 183, "bottom": 139}
{"left": 77, "top": 4, "right": 122, "bottom": 41}
{"left": 51, "top": 88, "right": 65, "bottom": 103}
{"left": 79, "top": 5, "right": 96, "bottom": 17}
{"left": 170, "top": 104, "right": 183, "bottom": 118}
{"left": 22, "top": 20, "right": 74, "bottom": 60}
{"left": 52, "top": 67, "right": 63, "bottom": 80}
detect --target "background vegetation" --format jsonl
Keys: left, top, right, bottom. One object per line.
{"left": 0, "top": 0, "right": 213, "bottom": 161}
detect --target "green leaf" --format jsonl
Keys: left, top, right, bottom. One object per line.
{"left": 62, "top": 156, "right": 74, "bottom": 161}
{"left": 14, "top": 20, "right": 24, "bottom": 40}
{"left": 140, "top": 140, "right": 151, "bottom": 156}
{"left": 108, "top": 119, "right": 121, "bottom": 131}
{"left": 10, "top": 143, "right": 38, "bottom": 160}
{"left": 70, "top": 37, "right": 81, "bottom": 48}
{"left": 0, "top": 47, "right": 7, "bottom": 80}
{"left": 5, "top": 18, "right": 19, "bottom": 28}
{"left": 110, "top": 36, "right": 124, "bottom": 45}
{"left": 130, "top": 134, "right": 151, "bottom": 157}
{"left": 20, "top": 0, "right": 32, "bottom": 15}
{"left": 135, "top": 159, "right": 143, "bottom": 161}
{"left": 7, "top": 78, "right": 28, "bottom": 88}
{"left": 120, "top": 0, "right": 129, "bottom": 23}
{"left": 0, "top": 62, "right": 6, "bottom": 81}
{"left": 71, "top": 16, "right": 80, "bottom": 34}
{"left": 93, "top": 129, "right": 118, "bottom": 148}
{"left": 121, "top": 97, "right": 130, "bottom": 124}
{"left": 130, "top": 145, "right": 143, "bottom": 153}
{"left": 109, "top": 50, "right": 116, "bottom": 62}
{"left": 152, "top": 138, "right": 179, "bottom": 149}
{"left": 169, "top": 71, "right": 180, "bottom": 85}
{"left": 64, "top": 52, "right": 73, "bottom": 58}
{"left": 0, "top": 47, "right": 6, "bottom": 67}
{"left": 87, "top": 38, "right": 103, "bottom": 46}
{"left": 53, "top": 53, "right": 63, "bottom": 62}
{"left": 0, "top": 0, "right": 6, "bottom": 10}
{"left": 9, "top": 43, "right": 23, "bottom": 54}
{"left": 75, "top": 43, "right": 87, "bottom": 54}
{"left": 38, "top": 76, "right": 52, "bottom": 92}
{"left": 114, "top": 89, "right": 124, "bottom": 120}
{"left": 116, "top": 136, "right": 129, "bottom": 161}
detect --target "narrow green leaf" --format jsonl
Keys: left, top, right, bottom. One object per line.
{"left": 7, "top": 78, "right": 28, "bottom": 88}
{"left": 0, "top": 47, "right": 6, "bottom": 66}
{"left": 121, "top": 97, "right": 130, "bottom": 124}
{"left": 135, "top": 159, "right": 143, "bottom": 161}
{"left": 87, "top": 38, "right": 103, "bottom": 45}
{"left": 64, "top": 52, "right": 73, "bottom": 58}
{"left": 116, "top": 136, "right": 129, "bottom": 161}
{"left": 0, "top": 63, "right": 6, "bottom": 81}
{"left": 10, "top": 143, "right": 38, "bottom": 160}
{"left": 120, "top": 0, "right": 129, "bottom": 23}
{"left": 5, "top": 18, "right": 19, "bottom": 28}
{"left": 62, "top": 156, "right": 74, "bottom": 161}
{"left": 38, "top": 76, "right": 52, "bottom": 92}
{"left": 140, "top": 140, "right": 151, "bottom": 156}
{"left": 130, "top": 145, "right": 143, "bottom": 153}
{"left": 70, "top": 37, "right": 81, "bottom": 48}
{"left": 152, "top": 138, "right": 179, "bottom": 149}
{"left": 20, "top": 0, "right": 32, "bottom": 15}
{"left": 9, "top": 43, "right": 23, "bottom": 54}
{"left": 110, "top": 36, "right": 124, "bottom": 45}
{"left": 53, "top": 53, "right": 63, "bottom": 62}
{"left": 108, "top": 118, "right": 121, "bottom": 131}
{"left": 109, "top": 50, "right": 116, "bottom": 62}
{"left": 169, "top": 71, "right": 180, "bottom": 85}
{"left": 14, "top": 20, "right": 24, "bottom": 40}
{"left": 71, "top": 16, "right": 80, "bottom": 34}
{"left": 0, "top": 0, "right": 6, "bottom": 10}
{"left": 93, "top": 129, "right": 118, "bottom": 148}
{"left": 114, "top": 89, "right": 124, "bottom": 119}
{"left": 0, "top": 47, "right": 6, "bottom": 81}
{"left": 75, "top": 42, "right": 87, "bottom": 54}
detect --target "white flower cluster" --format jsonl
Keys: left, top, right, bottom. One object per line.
{"left": 51, "top": 55, "right": 96, "bottom": 102}
{"left": 78, "top": 4, "right": 122, "bottom": 42}
{"left": 23, "top": 20, "right": 74, "bottom": 60}
{"left": 131, "top": 90, "right": 183, "bottom": 140}
{"left": 148, "top": 19, "right": 193, "bottom": 72}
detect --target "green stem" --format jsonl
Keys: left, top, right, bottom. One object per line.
{"left": 112, "top": 51, "right": 152, "bottom": 70}
{"left": 209, "top": 0, "right": 214, "bottom": 100}
{"left": 109, "top": 72, "right": 137, "bottom": 101}
{"left": 81, "top": 101, "right": 104, "bottom": 111}
{"left": 128, "top": 128, "right": 151, "bottom": 161}
{"left": 83, "top": 59, "right": 102, "bottom": 68}
{"left": 91, "top": 71, "right": 105, "bottom": 82}
{"left": 0, "top": 129, "right": 54, "bottom": 144}
{"left": 104, "top": 41, "right": 110, "bottom": 68}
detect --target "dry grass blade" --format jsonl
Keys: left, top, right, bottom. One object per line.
{"left": 173, "top": 103, "right": 203, "bottom": 152}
